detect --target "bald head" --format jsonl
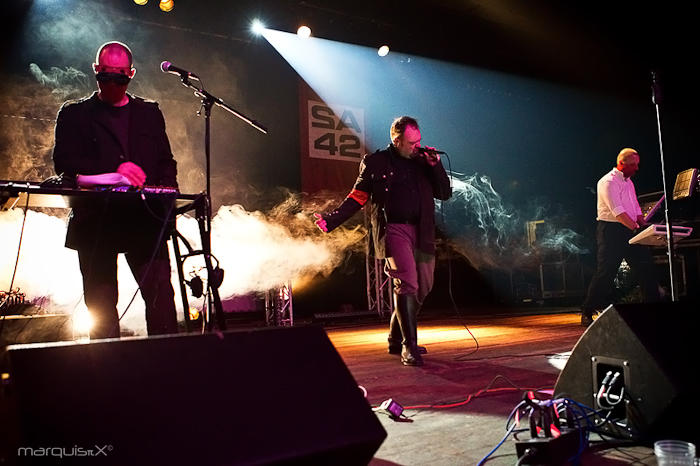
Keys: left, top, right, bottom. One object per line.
{"left": 95, "top": 41, "right": 133, "bottom": 68}
{"left": 92, "top": 41, "right": 135, "bottom": 106}
{"left": 617, "top": 148, "right": 639, "bottom": 165}
{"left": 616, "top": 148, "right": 640, "bottom": 178}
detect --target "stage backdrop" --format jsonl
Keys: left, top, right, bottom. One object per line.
{"left": 299, "top": 80, "right": 366, "bottom": 194}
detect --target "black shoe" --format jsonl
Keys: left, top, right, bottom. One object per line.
{"left": 389, "top": 344, "right": 427, "bottom": 355}
{"left": 581, "top": 313, "right": 593, "bottom": 327}
{"left": 401, "top": 345, "right": 424, "bottom": 366}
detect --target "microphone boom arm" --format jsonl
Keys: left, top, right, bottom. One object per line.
{"left": 178, "top": 75, "right": 268, "bottom": 134}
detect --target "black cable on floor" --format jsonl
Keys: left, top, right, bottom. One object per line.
{"left": 438, "top": 152, "right": 480, "bottom": 358}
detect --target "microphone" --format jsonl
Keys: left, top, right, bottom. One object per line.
{"left": 160, "top": 61, "right": 199, "bottom": 79}
{"left": 416, "top": 147, "right": 446, "bottom": 155}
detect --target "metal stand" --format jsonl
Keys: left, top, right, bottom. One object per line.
{"left": 365, "top": 255, "right": 392, "bottom": 318}
{"left": 166, "top": 69, "right": 267, "bottom": 330}
{"left": 265, "top": 281, "right": 294, "bottom": 327}
{"left": 651, "top": 71, "right": 677, "bottom": 301}
{"left": 171, "top": 229, "right": 193, "bottom": 330}
{"left": 365, "top": 212, "right": 393, "bottom": 318}
{"left": 169, "top": 194, "right": 222, "bottom": 332}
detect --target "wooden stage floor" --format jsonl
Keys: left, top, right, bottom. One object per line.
{"left": 324, "top": 309, "right": 657, "bottom": 465}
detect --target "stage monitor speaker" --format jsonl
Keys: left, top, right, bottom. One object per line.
{"left": 554, "top": 302, "right": 699, "bottom": 444}
{"left": 0, "top": 326, "right": 386, "bottom": 465}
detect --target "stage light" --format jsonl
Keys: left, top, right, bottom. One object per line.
{"left": 251, "top": 19, "right": 266, "bottom": 35}
{"left": 376, "top": 398, "right": 404, "bottom": 420}
{"left": 73, "top": 308, "right": 94, "bottom": 337}
{"left": 159, "top": 0, "right": 174, "bottom": 12}
{"left": 377, "top": 45, "right": 390, "bottom": 57}
{"left": 297, "top": 25, "right": 311, "bottom": 38}
{"left": 133, "top": 0, "right": 148, "bottom": 5}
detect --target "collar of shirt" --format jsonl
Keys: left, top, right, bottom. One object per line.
{"left": 612, "top": 167, "right": 629, "bottom": 182}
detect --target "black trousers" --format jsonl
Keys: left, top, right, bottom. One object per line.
{"left": 581, "top": 221, "right": 660, "bottom": 314}
{"left": 77, "top": 241, "right": 178, "bottom": 339}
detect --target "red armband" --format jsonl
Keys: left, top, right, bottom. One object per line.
{"left": 347, "top": 189, "right": 369, "bottom": 206}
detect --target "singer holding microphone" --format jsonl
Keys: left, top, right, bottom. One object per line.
{"left": 315, "top": 116, "right": 452, "bottom": 366}
{"left": 52, "top": 41, "right": 179, "bottom": 339}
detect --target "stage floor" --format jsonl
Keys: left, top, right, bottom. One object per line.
{"left": 324, "top": 308, "right": 657, "bottom": 465}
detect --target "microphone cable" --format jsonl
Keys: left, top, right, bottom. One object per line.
{"left": 437, "top": 152, "right": 480, "bottom": 358}
{"left": 113, "top": 194, "right": 176, "bottom": 330}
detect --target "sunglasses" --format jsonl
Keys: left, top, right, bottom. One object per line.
{"left": 96, "top": 72, "right": 131, "bottom": 85}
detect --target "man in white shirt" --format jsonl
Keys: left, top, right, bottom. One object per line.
{"left": 580, "top": 148, "right": 660, "bottom": 326}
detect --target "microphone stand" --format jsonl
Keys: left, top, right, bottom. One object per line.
{"left": 651, "top": 71, "right": 676, "bottom": 301}
{"left": 175, "top": 72, "right": 268, "bottom": 331}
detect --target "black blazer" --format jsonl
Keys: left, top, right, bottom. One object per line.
{"left": 53, "top": 92, "right": 178, "bottom": 251}
{"left": 323, "top": 144, "right": 452, "bottom": 258}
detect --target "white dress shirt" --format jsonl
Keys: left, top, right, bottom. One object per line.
{"left": 596, "top": 167, "right": 642, "bottom": 222}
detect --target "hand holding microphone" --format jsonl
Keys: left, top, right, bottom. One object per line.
{"left": 416, "top": 146, "right": 444, "bottom": 166}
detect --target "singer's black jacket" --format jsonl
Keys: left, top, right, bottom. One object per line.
{"left": 53, "top": 92, "right": 178, "bottom": 251}
{"left": 322, "top": 144, "right": 451, "bottom": 259}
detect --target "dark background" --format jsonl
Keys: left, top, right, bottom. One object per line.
{"left": 2, "top": 0, "right": 697, "bottom": 315}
